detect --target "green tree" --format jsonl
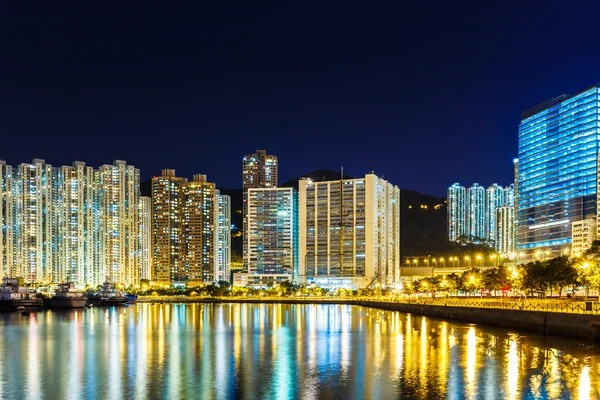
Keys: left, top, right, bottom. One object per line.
{"left": 545, "top": 256, "right": 578, "bottom": 298}
{"left": 580, "top": 240, "right": 600, "bottom": 299}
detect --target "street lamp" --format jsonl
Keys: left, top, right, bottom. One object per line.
{"left": 465, "top": 256, "right": 471, "bottom": 268}
{"left": 476, "top": 255, "right": 482, "bottom": 267}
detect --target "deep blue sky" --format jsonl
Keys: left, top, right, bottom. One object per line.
{"left": 1, "top": 1, "right": 599, "bottom": 195}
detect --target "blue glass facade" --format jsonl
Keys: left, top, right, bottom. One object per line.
{"left": 517, "top": 85, "right": 600, "bottom": 258}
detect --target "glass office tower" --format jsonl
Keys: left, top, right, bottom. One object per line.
{"left": 517, "top": 85, "right": 600, "bottom": 260}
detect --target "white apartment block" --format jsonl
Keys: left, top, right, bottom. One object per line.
{"left": 216, "top": 191, "right": 231, "bottom": 282}
{"left": 139, "top": 196, "right": 152, "bottom": 281}
{"left": 572, "top": 218, "right": 597, "bottom": 256}
{"left": 244, "top": 187, "right": 298, "bottom": 284}
{"left": 495, "top": 206, "right": 516, "bottom": 255}
{"left": 299, "top": 174, "right": 400, "bottom": 289}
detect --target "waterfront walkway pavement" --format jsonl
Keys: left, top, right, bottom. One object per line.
{"left": 137, "top": 296, "right": 600, "bottom": 315}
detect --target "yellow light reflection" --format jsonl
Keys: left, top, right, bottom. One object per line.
{"left": 466, "top": 327, "right": 477, "bottom": 399}
{"left": 579, "top": 365, "right": 591, "bottom": 400}
{"left": 507, "top": 339, "right": 519, "bottom": 400}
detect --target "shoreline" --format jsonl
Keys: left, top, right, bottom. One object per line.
{"left": 137, "top": 297, "right": 600, "bottom": 341}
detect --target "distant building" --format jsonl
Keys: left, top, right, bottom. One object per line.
{"left": 495, "top": 206, "right": 516, "bottom": 255}
{"left": 572, "top": 218, "right": 597, "bottom": 256}
{"left": 241, "top": 187, "right": 298, "bottom": 286}
{"left": 485, "top": 184, "right": 504, "bottom": 242}
{"left": 517, "top": 85, "right": 600, "bottom": 260}
{"left": 216, "top": 191, "right": 231, "bottom": 283}
{"left": 242, "top": 150, "right": 278, "bottom": 273}
{"left": 298, "top": 174, "right": 400, "bottom": 289}
{"left": 466, "top": 184, "right": 486, "bottom": 241}
{"left": 448, "top": 182, "right": 514, "bottom": 246}
{"left": 139, "top": 196, "right": 152, "bottom": 281}
{"left": 504, "top": 183, "right": 515, "bottom": 207}
{"left": 447, "top": 183, "right": 466, "bottom": 242}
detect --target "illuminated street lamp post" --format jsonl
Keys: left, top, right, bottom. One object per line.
{"left": 465, "top": 256, "right": 471, "bottom": 268}
{"left": 476, "top": 255, "right": 482, "bottom": 267}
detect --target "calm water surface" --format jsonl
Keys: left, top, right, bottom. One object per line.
{"left": 0, "top": 303, "right": 598, "bottom": 399}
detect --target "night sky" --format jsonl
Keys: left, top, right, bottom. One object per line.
{"left": 2, "top": 1, "right": 600, "bottom": 195}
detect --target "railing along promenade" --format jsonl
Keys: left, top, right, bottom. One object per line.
{"left": 138, "top": 295, "right": 600, "bottom": 315}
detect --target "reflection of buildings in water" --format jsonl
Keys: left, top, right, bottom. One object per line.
{"left": 2, "top": 304, "right": 600, "bottom": 399}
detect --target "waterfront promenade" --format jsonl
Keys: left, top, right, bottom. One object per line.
{"left": 137, "top": 296, "right": 600, "bottom": 340}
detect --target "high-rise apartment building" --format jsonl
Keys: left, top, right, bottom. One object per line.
{"left": 447, "top": 183, "right": 466, "bottom": 242}
{"left": 298, "top": 174, "right": 400, "bottom": 289}
{"left": 139, "top": 196, "right": 152, "bottom": 281}
{"left": 183, "top": 175, "right": 216, "bottom": 284}
{"left": 241, "top": 187, "right": 298, "bottom": 287}
{"left": 151, "top": 169, "right": 186, "bottom": 284}
{"left": 495, "top": 206, "right": 516, "bottom": 255}
{"left": 0, "top": 159, "right": 147, "bottom": 287}
{"left": 448, "top": 182, "right": 514, "bottom": 245}
{"left": 517, "top": 85, "right": 600, "bottom": 259}
{"left": 571, "top": 218, "right": 597, "bottom": 256}
{"left": 504, "top": 184, "right": 515, "bottom": 207}
{"left": 0, "top": 161, "right": 14, "bottom": 279}
{"left": 485, "top": 184, "right": 504, "bottom": 242}
{"left": 57, "top": 162, "right": 101, "bottom": 287}
{"left": 242, "top": 150, "right": 278, "bottom": 273}
{"left": 216, "top": 191, "right": 231, "bottom": 282}
{"left": 151, "top": 170, "right": 226, "bottom": 286}
{"left": 99, "top": 160, "right": 141, "bottom": 287}
{"left": 466, "top": 183, "right": 486, "bottom": 240}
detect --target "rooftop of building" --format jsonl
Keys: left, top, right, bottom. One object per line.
{"left": 520, "top": 83, "right": 600, "bottom": 121}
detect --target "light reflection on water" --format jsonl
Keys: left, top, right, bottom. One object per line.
{"left": 0, "top": 303, "right": 598, "bottom": 399}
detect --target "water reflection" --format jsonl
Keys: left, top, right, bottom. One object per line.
{"left": 0, "top": 304, "right": 597, "bottom": 399}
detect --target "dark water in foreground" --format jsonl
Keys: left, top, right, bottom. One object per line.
{"left": 0, "top": 303, "right": 598, "bottom": 399}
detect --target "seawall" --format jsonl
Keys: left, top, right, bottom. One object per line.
{"left": 358, "top": 301, "right": 600, "bottom": 341}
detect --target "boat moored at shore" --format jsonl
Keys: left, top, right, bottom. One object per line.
{"left": 87, "top": 282, "right": 128, "bottom": 306}
{"left": 49, "top": 283, "right": 88, "bottom": 308}
{"left": 0, "top": 278, "right": 43, "bottom": 311}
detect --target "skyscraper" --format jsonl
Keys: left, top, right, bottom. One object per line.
{"left": 139, "top": 196, "right": 152, "bottom": 281}
{"left": 57, "top": 161, "right": 100, "bottom": 287}
{"left": 485, "top": 184, "right": 504, "bottom": 242}
{"left": 517, "top": 85, "right": 600, "bottom": 259}
{"left": 99, "top": 160, "right": 141, "bottom": 287}
{"left": 216, "top": 191, "right": 231, "bottom": 283}
{"left": 183, "top": 174, "right": 216, "bottom": 284}
{"left": 496, "top": 206, "right": 516, "bottom": 255}
{"left": 151, "top": 169, "right": 186, "bottom": 284}
{"left": 151, "top": 170, "right": 224, "bottom": 286}
{"left": 298, "top": 174, "right": 400, "bottom": 289}
{"left": 16, "top": 159, "right": 55, "bottom": 283}
{"left": 242, "top": 150, "right": 278, "bottom": 273}
{"left": 504, "top": 184, "right": 515, "bottom": 207}
{"left": 0, "top": 161, "right": 14, "bottom": 279}
{"left": 466, "top": 183, "right": 485, "bottom": 241}
{"left": 447, "top": 183, "right": 466, "bottom": 241}
{"left": 241, "top": 187, "right": 298, "bottom": 287}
